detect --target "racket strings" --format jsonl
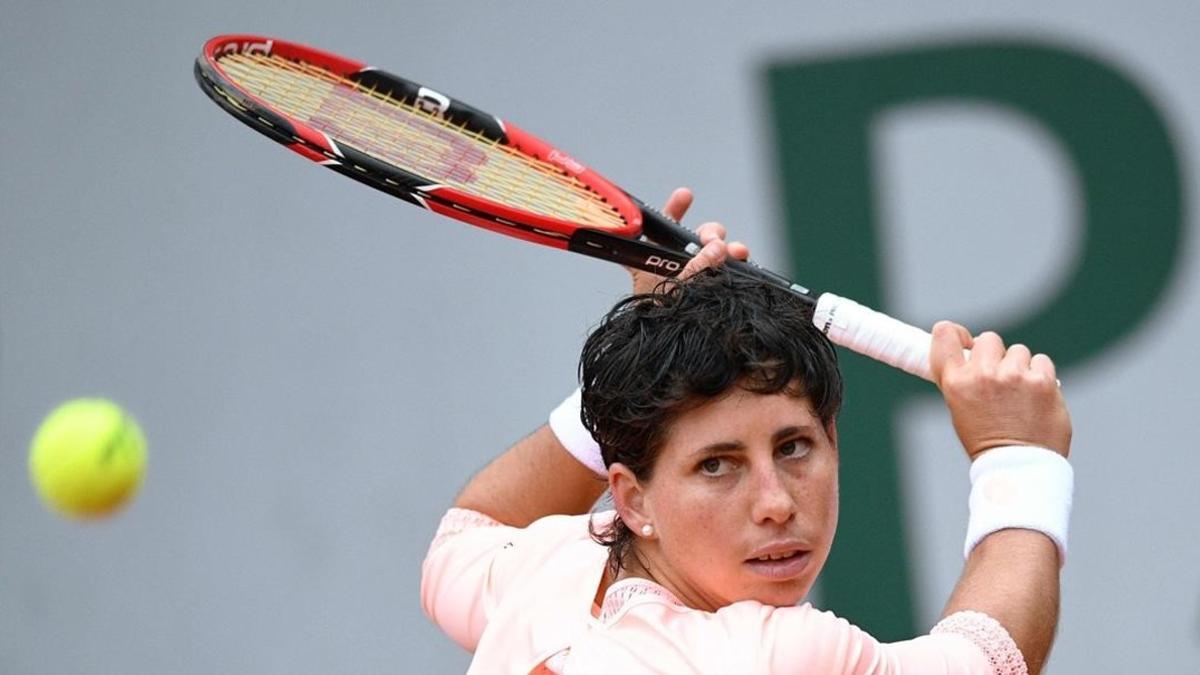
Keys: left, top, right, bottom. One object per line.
{"left": 220, "top": 52, "right": 615, "bottom": 223}
{"left": 216, "top": 53, "right": 627, "bottom": 230}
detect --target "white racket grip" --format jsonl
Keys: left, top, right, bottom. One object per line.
{"left": 813, "top": 293, "right": 935, "bottom": 381}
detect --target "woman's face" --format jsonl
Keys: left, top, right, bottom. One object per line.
{"left": 622, "top": 387, "right": 839, "bottom": 611}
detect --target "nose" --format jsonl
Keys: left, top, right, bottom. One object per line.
{"left": 749, "top": 463, "right": 798, "bottom": 525}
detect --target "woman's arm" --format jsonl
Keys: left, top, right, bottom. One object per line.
{"left": 942, "top": 530, "right": 1060, "bottom": 674}
{"left": 929, "top": 322, "right": 1073, "bottom": 675}
{"left": 453, "top": 425, "right": 609, "bottom": 527}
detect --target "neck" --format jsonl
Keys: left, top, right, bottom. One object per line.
{"left": 614, "top": 544, "right": 721, "bottom": 612}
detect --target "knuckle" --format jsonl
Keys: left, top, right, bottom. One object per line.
{"left": 996, "top": 368, "right": 1021, "bottom": 385}
{"left": 975, "top": 362, "right": 998, "bottom": 380}
{"left": 696, "top": 221, "right": 723, "bottom": 238}
{"left": 1031, "top": 372, "right": 1059, "bottom": 393}
{"left": 941, "top": 369, "right": 976, "bottom": 394}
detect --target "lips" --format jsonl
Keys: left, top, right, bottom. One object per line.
{"left": 743, "top": 544, "right": 811, "bottom": 580}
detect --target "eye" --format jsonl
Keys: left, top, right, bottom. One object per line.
{"left": 778, "top": 439, "right": 811, "bottom": 459}
{"left": 699, "top": 456, "right": 732, "bottom": 477}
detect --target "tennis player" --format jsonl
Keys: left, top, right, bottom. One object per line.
{"left": 421, "top": 189, "right": 1073, "bottom": 674}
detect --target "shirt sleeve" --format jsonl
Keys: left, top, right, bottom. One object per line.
{"left": 930, "top": 611, "right": 1029, "bottom": 675}
{"left": 587, "top": 599, "right": 1026, "bottom": 674}
{"left": 419, "top": 507, "right": 600, "bottom": 652}
{"left": 753, "top": 603, "right": 1027, "bottom": 674}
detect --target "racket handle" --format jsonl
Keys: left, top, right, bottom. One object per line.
{"left": 813, "top": 293, "right": 936, "bottom": 381}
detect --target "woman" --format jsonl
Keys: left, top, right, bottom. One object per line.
{"left": 421, "top": 189, "right": 1073, "bottom": 674}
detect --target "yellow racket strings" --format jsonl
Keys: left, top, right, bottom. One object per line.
{"left": 217, "top": 52, "right": 627, "bottom": 230}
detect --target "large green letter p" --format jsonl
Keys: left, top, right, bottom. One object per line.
{"left": 766, "top": 39, "right": 1184, "bottom": 639}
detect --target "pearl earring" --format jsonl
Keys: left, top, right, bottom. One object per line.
{"left": 641, "top": 523, "right": 654, "bottom": 537}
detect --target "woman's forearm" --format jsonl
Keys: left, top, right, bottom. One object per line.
{"left": 453, "top": 425, "right": 608, "bottom": 527}
{"left": 941, "top": 529, "right": 1060, "bottom": 674}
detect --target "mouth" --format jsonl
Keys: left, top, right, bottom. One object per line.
{"left": 743, "top": 548, "right": 811, "bottom": 580}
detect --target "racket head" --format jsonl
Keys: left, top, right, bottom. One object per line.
{"left": 194, "top": 34, "right": 644, "bottom": 249}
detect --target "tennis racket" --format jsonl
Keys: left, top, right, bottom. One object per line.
{"left": 194, "top": 34, "right": 938, "bottom": 381}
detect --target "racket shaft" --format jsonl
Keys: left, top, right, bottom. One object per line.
{"left": 567, "top": 229, "right": 693, "bottom": 275}
{"left": 637, "top": 204, "right": 814, "bottom": 297}
{"left": 638, "top": 203, "right": 942, "bottom": 378}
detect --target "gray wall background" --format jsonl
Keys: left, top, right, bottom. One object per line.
{"left": 2, "top": 1, "right": 1196, "bottom": 672}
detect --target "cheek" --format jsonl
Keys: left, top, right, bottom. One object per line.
{"left": 803, "top": 462, "right": 840, "bottom": 543}
{"left": 652, "top": 483, "right": 737, "bottom": 562}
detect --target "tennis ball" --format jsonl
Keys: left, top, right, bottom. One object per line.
{"left": 28, "top": 398, "right": 147, "bottom": 519}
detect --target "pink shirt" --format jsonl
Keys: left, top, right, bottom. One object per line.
{"left": 421, "top": 508, "right": 1027, "bottom": 675}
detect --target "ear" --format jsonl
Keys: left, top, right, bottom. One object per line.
{"left": 608, "top": 462, "right": 651, "bottom": 530}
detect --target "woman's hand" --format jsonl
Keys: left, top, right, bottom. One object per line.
{"left": 628, "top": 187, "right": 750, "bottom": 296}
{"left": 929, "top": 321, "right": 1072, "bottom": 460}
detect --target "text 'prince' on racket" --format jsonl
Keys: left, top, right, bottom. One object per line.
{"left": 195, "top": 34, "right": 942, "bottom": 381}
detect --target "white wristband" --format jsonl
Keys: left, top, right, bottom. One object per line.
{"left": 548, "top": 388, "right": 606, "bottom": 476}
{"left": 965, "top": 445, "right": 1073, "bottom": 566}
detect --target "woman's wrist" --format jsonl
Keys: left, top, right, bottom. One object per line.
{"left": 964, "top": 445, "right": 1073, "bottom": 565}
{"left": 548, "top": 387, "right": 606, "bottom": 476}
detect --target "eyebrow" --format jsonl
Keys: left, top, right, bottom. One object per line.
{"left": 689, "top": 424, "right": 818, "bottom": 458}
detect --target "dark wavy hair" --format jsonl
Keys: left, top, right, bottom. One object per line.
{"left": 580, "top": 268, "right": 844, "bottom": 575}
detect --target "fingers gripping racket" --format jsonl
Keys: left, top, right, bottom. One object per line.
{"left": 195, "top": 35, "right": 937, "bottom": 381}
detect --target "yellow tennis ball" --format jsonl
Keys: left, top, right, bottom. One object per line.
{"left": 28, "top": 398, "right": 147, "bottom": 519}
